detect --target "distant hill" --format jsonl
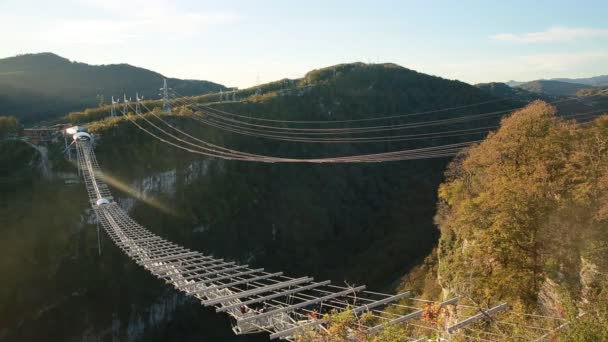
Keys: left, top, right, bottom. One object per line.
{"left": 516, "top": 80, "right": 590, "bottom": 96}
{"left": 505, "top": 80, "right": 525, "bottom": 87}
{"left": 170, "top": 62, "right": 515, "bottom": 125}
{"left": 506, "top": 75, "right": 608, "bottom": 88}
{"left": 475, "top": 82, "right": 542, "bottom": 103}
{"left": 0, "top": 53, "right": 226, "bottom": 123}
{"left": 552, "top": 75, "right": 608, "bottom": 87}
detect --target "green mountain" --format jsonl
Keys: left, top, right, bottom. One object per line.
{"left": 552, "top": 75, "right": 608, "bottom": 87}
{"left": 505, "top": 80, "right": 525, "bottom": 87}
{"left": 431, "top": 102, "right": 608, "bottom": 340}
{"left": 0, "top": 53, "right": 227, "bottom": 124}
{"left": 506, "top": 75, "right": 608, "bottom": 88}
{"left": 517, "top": 79, "right": 590, "bottom": 96}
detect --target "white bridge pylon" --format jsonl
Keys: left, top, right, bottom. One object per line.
{"left": 73, "top": 134, "right": 508, "bottom": 340}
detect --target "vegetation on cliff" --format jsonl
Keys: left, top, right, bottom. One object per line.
{"left": 0, "top": 115, "right": 19, "bottom": 137}
{"left": 434, "top": 101, "right": 608, "bottom": 339}
{"left": 0, "top": 139, "right": 39, "bottom": 192}
{"left": 295, "top": 102, "right": 608, "bottom": 340}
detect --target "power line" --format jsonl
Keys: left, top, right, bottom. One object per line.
{"left": 126, "top": 102, "right": 475, "bottom": 163}
{"left": 171, "top": 87, "right": 514, "bottom": 124}
{"left": 170, "top": 93, "right": 505, "bottom": 134}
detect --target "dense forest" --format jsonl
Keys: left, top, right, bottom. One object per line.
{"left": 475, "top": 82, "right": 548, "bottom": 103}
{"left": 0, "top": 116, "right": 19, "bottom": 137}
{"left": 381, "top": 102, "right": 608, "bottom": 341}
{"left": 435, "top": 101, "right": 608, "bottom": 339}
{"left": 0, "top": 53, "right": 227, "bottom": 124}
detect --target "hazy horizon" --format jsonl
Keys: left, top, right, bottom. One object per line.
{"left": 2, "top": 51, "right": 607, "bottom": 89}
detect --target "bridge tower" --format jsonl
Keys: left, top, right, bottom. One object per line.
{"left": 161, "top": 79, "right": 171, "bottom": 114}
{"left": 110, "top": 96, "right": 118, "bottom": 117}
{"left": 135, "top": 93, "right": 143, "bottom": 115}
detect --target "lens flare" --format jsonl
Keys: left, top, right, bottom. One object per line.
{"left": 66, "top": 157, "right": 177, "bottom": 216}
{"left": 94, "top": 170, "right": 178, "bottom": 216}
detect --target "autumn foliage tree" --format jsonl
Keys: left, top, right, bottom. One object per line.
{"left": 0, "top": 116, "right": 19, "bottom": 138}
{"left": 436, "top": 101, "right": 608, "bottom": 313}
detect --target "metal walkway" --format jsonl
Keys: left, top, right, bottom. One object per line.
{"left": 74, "top": 137, "right": 508, "bottom": 340}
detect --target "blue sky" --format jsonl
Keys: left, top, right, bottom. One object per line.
{"left": 1, "top": 0, "right": 607, "bottom": 88}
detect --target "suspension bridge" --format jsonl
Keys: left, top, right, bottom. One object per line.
{"left": 73, "top": 131, "right": 520, "bottom": 340}
{"left": 68, "top": 80, "right": 607, "bottom": 340}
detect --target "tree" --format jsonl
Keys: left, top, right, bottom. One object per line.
{"left": 0, "top": 116, "right": 19, "bottom": 138}
{"left": 436, "top": 101, "right": 608, "bottom": 313}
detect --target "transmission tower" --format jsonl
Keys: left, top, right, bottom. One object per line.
{"left": 111, "top": 96, "right": 118, "bottom": 117}
{"left": 160, "top": 79, "right": 171, "bottom": 114}
{"left": 256, "top": 74, "right": 261, "bottom": 96}
{"left": 123, "top": 94, "right": 130, "bottom": 115}
{"left": 232, "top": 88, "right": 237, "bottom": 101}
{"left": 135, "top": 93, "right": 143, "bottom": 115}
{"left": 219, "top": 89, "right": 223, "bottom": 102}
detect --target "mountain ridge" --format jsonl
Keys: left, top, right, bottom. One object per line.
{"left": 0, "top": 52, "right": 227, "bottom": 123}
{"left": 516, "top": 79, "right": 591, "bottom": 96}
{"left": 475, "top": 81, "right": 542, "bottom": 102}
{"left": 506, "top": 74, "right": 608, "bottom": 88}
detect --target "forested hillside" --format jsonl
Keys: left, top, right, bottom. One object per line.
{"left": 414, "top": 102, "right": 607, "bottom": 340}
{"left": 438, "top": 101, "right": 607, "bottom": 297}
{"left": 302, "top": 102, "right": 608, "bottom": 341}
{"left": 506, "top": 75, "right": 608, "bottom": 88}
{"left": 475, "top": 82, "right": 543, "bottom": 103}
{"left": 552, "top": 75, "right": 608, "bottom": 87}
{"left": 0, "top": 53, "right": 226, "bottom": 124}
